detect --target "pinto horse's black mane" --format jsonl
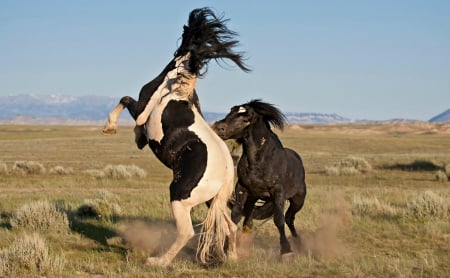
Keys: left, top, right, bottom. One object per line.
{"left": 126, "top": 7, "right": 250, "bottom": 120}
{"left": 245, "top": 99, "right": 287, "bottom": 130}
{"left": 176, "top": 8, "right": 250, "bottom": 76}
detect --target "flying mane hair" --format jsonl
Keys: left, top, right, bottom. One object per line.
{"left": 246, "top": 99, "right": 287, "bottom": 130}
{"left": 175, "top": 8, "right": 250, "bottom": 76}
{"left": 125, "top": 7, "right": 250, "bottom": 120}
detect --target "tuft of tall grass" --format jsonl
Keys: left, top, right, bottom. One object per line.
{"left": 405, "top": 191, "right": 449, "bottom": 220}
{"left": 12, "top": 161, "right": 46, "bottom": 175}
{"left": 325, "top": 156, "right": 372, "bottom": 176}
{"left": 10, "top": 200, "right": 69, "bottom": 233}
{"left": 49, "top": 166, "right": 74, "bottom": 175}
{"left": 77, "top": 189, "right": 122, "bottom": 220}
{"left": 0, "top": 233, "right": 65, "bottom": 276}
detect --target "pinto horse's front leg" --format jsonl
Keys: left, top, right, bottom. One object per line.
{"left": 103, "top": 102, "right": 125, "bottom": 135}
{"left": 103, "top": 96, "right": 148, "bottom": 149}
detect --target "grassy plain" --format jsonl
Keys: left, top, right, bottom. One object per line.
{"left": 0, "top": 123, "right": 449, "bottom": 277}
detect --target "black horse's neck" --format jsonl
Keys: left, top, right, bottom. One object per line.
{"left": 241, "top": 120, "right": 282, "bottom": 163}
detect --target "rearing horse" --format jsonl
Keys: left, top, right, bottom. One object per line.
{"left": 213, "top": 100, "right": 307, "bottom": 259}
{"left": 103, "top": 8, "right": 249, "bottom": 267}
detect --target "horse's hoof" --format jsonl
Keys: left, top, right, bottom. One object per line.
{"left": 281, "top": 252, "right": 295, "bottom": 262}
{"left": 145, "top": 257, "right": 168, "bottom": 267}
{"left": 102, "top": 128, "right": 117, "bottom": 135}
{"left": 242, "top": 226, "right": 252, "bottom": 233}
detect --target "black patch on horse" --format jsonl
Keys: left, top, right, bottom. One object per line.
{"left": 148, "top": 100, "right": 207, "bottom": 201}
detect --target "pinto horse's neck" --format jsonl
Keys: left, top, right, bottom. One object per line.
{"left": 135, "top": 53, "right": 196, "bottom": 126}
{"left": 241, "top": 120, "right": 282, "bottom": 164}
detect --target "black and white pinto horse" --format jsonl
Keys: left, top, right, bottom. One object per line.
{"left": 213, "top": 100, "right": 307, "bottom": 259}
{"left": 103, "top": 8, "right": 249, "bottom": 267}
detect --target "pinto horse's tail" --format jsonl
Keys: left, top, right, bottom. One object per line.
{"left": 197, "top": 176, "right": 235, "bottom": 267}
{"left": 176, "top": 7, "right": 250, "bottom": 76}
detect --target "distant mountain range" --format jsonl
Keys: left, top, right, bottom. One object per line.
{"left": 0, "top": 94, "right": 448, "bottom": 124}
{"left": 429, "top": 109, "right": 450, "bottom": 123}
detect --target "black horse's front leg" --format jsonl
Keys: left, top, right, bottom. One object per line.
{"left": 242, "top": 195, "right": 258, "bottom": 233}
{"left": 231, "top": 182, "right": 247, "bottom": 224}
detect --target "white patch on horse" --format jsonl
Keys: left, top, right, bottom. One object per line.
{"left": 186, "top": 106, "right": 235, "bottom": 206}
{"left": 139, "top": 54, "right": 191, "bottom": 142}
{"left": 238, "top": 106, "right": 246, "bottom": 114}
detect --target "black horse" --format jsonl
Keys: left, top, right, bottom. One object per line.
{"left": 213, "top": 100, "right": 307, "bottom": 258}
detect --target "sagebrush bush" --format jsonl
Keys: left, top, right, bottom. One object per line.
{"left": 435, "top": 170, "right": 448, "bottom": 182}
{"left": 103, "top": 164, "right": 147, "bottom": 179}
{"left": 325, "top": 156, "right": 372, "bottom": 176}
{"left": 0, "top": 161, "right": 8, "bottom": 175}
{"left": 12, "top": 161, "right": 46, "bottom": 175}
{"left": 0, "top": 233, "right": 64, "bottom": 276}
{"left": 49, "top": 166, "right": 74, "bottom": 175}
{"left": 10, "top": 200, "right": 69, "bottom": 233}
{"left": 352, "top": 196, "right": 398, "bottom": 217}
{"left": 77, "top": 189, "right": 122, "bottom": 220}
{"left": 445, "top": 164, "right": 450, "bottom": 175}
{"left": 84, "top": 169, "right": 106, "bottom": 179}
{"left": 406, "top": 191, "right": 449, "bottom": 219}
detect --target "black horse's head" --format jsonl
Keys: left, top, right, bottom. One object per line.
{"left": 213, "top": 99, "right": 286, "bottom": 140}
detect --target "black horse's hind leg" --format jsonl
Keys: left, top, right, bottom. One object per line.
{"left": 272, "top": 188, "right": 291, "bottom": 255}
{"left": 285, "top": 193, "right": 306, "bottom": 238}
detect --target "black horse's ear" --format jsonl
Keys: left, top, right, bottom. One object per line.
{"left": 237, "top": 106, "right": 247, "bottom": 114}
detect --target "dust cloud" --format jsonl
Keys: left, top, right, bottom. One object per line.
{"left": 235, "top": 191, "right": 352, "bottom": 259}
{"left": 121, "top": 220, "right": 178, "bottom": 256}
{"left": 296, "top": 191, "right": 352, "bottom": 258}
{"left": 120, "top": 191, "right": 351, "bottom": 261}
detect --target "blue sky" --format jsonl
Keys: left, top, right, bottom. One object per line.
{"left": 1, "top": 1, "right": 449, "bottom": 121}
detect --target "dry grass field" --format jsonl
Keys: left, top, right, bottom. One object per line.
{"left": 0, "top": 123, "right": 449, "bottom": 277}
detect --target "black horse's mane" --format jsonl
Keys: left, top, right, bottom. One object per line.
{"left": 175, "top": 7, "right": 250, "bottom": 76}
{"left": 246, "top": 99, "right": 287, "bottom": 130}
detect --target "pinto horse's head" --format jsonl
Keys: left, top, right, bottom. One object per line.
{"left": 213, "top": 99, "right": 286, "bottom": 140}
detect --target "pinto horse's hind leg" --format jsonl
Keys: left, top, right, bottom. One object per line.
{"left": 223, "top": 210, "right": 238, "bottom": 261}
{"left": 146, "top": 201, "right": 194, "bottom": 267}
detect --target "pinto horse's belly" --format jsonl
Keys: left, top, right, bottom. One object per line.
{"left": 146, "top": 98, "right": 234, "bottom": 205}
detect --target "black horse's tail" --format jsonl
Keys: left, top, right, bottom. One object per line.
{"left": 175, "top": 7, "right": 250, "bottom": 76}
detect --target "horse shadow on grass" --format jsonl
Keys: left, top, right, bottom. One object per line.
{"left": 381, "top": 160, "right": 443, "bottom": 171}
{"left": 0, "top": 212, "right": 12, "bottom": 229}
{"left": 67, "top": 211, "right": 200, "bottom": 262}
